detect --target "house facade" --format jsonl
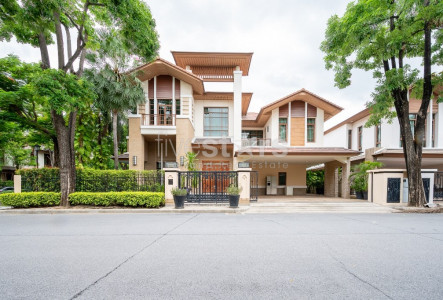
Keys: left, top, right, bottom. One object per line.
{"left": 128, "top": 51, "right": 359, "bottom": 198}
{"left": 324, "top": 93, "right": 443, "bottom": 171}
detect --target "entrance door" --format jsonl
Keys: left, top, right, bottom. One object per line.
{"left": 157, "top": 100, "right": 173, "bottom": 125}
{"left": 202, "top": 161, "right": 230, "bottom": 193}
{"left": 387, "top": 178, "right": 401, "bottom": 203}
{"left": 422, "top": 178, "right": 430, "bottom": 203}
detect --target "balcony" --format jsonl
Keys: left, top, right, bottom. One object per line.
{"left": 241, "top": 138, "right": 271, "bottom": 147}
{"left": 139, "top": 114, "right": 176, "bottom": 136}
{"left": 141, "top": 114, "right": 176, "bottom": 126}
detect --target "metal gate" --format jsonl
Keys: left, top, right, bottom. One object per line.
{"left": 250, "top": 171, "right": 258, "bottom": 202}
{"left": 387, "top": 178, "right": 401, "bottom": 203}
{"left": 435, "top": 172, "right": 443, "bottom": 201}
{"left": 178, "top": 171, "right": 238, "bottom": 204}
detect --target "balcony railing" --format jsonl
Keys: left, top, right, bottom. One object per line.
{"left": 241, "top": 138, "right": 271, "bottom": 147}
{"left": 141, "top": 114, "right": 176, "bottom": 126}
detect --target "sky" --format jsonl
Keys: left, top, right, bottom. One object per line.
{"left": 0, "top": 0, "right": 430, "bottom": 129}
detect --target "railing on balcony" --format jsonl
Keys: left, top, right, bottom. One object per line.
{"left": 241, "top": 138, "right": 271, "bottom": 147}
{"left": 141, "top": 114, "right": 176, "bottom": 126}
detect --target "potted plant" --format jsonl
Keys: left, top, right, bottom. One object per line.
{"left": 171, "top": 187, "right": 187, "bottom": 209}
{"left": 226, "top": 184, "right": 242, "bottom": 208}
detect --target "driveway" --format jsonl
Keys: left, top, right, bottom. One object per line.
{"left": 0, "top": 213, "right": 442, "bottom": 299}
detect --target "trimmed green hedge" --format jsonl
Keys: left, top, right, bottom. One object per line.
{"left": 0, "top": 180, "right": 14, "bottom": 188}
{"left": 0, "top": 192, "right": 60, "bottom": 208}
{"left": 69, "top": 192, "right": 165, "bottom": 208}
{"left": 17, "top": 168, "right": 164, "bottom": 192}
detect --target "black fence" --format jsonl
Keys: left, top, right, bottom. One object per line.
{"left": 179, "top": 171, "right": 238, "bottom": 204}
{"left": 21, "top": 172, "right": 164, "bottom": 193}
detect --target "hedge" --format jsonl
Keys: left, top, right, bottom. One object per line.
{"left": 0, "top": 180, "right": 13, "bottom": 188}
{"left": 0, "top": 192, "right": 60, "bottom": 208}
{"left": 17, "top": 168, "right": 164, "bottom": 193}
{"left": 69, "top": 192, "right": 165, "bottom": 208}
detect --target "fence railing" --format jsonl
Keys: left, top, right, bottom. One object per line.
{"left": 21, "top": 172, "right": 164, "bottom": 193}
{"left": 241, "top": 138, "right": 271, "bottom": 147}
{"left": 178, "top": 171, "right": 238, "bottom": 203}
{"left": 141, "top": 114, "right": 176, "bottom": 126}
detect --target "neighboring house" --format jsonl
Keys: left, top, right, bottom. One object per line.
{"left": 128, "top": 51, "right": 360, "bottom": 198}
{"left": 324, "top": 91, "right": 443, "bottom": 171}
{"left": 1, "top": 147, "right": 52, "bottom": 180}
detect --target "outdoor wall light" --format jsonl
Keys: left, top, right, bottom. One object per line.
{"left": 132, "top": 156, "right": 137, "bottom": 166}
{"left": 180, "top": 156, "right": 184, "bottom": 166}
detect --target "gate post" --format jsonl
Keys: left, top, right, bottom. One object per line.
{"left": 237, "top": 169, "right": 251, "bottom": 205}
{"left": 14, "top": 175, "right": 21, "bottom": 193}
{"left": 164, "top": 168, "right": 179, "bottom": 206}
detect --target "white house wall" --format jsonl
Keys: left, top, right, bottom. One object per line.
{"left": 324, "top": 125, "right": 348, "bottom": 148}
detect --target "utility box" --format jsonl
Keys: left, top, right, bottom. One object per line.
{"left": 266, "top": 176, "right": 277, "bottom": 195}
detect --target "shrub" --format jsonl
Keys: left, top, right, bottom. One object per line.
{"left": 171, "top": 188, "right": 187, "bottom": 196}
{"left": 226, "top": 184, "right": 242, "bottom": 195}
{"left": 17, "top": 168, "right": 164, "bottom": 192}
{"left": 0, "top": 180, "right": 14, "bottom": 188}
{"left": 0, "top": 192, "right": 60, "bottom": 208}
{"left": 350, "top": 161, "right": 383, "bottom": 192}
{"left": 69, "top": 192, "right": 165, "bottom": 208}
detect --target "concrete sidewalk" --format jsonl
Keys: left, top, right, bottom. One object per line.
{"left": 248, "top": 201, "right": 398, "bottom": 213}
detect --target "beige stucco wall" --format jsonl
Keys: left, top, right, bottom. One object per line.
{"left": 128, "top": 117, "right": 145, "bottom": 170}
{"left": 251, "top": 163, "right": 307, "bottom": 187}
{"left": 176, "top": 118, "right": 195, "bottom": 171}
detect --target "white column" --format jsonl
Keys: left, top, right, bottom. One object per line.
{"left": 304, "top": 102, "right": 308, "bottom": 144}
{"left": 288, "top": 101, "right": 292, "bottom": 146}
{"left": 438, "top": 102, "right": 443, "bottom": 148}
{"left": 233, "top": 69, "right": 243, "bottom": 151}
{"left": 153, "top": 76, "right": 157, "bottom": 124}
{"left": 172, "top": 77, "right": 176, "bottom": 125}
{"left": 427, "top": 100, "right": 433, "bottom": 148}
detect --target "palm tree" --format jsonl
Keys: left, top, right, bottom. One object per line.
{"left": 85, "top": 30, "right": 145, "bottom": 169}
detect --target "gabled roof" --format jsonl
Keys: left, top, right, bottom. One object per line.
{"left": 132, "top": 58, "right": 205, "bottom": 94}
{"left": 243, "top": 88, "right": 344, "bottom": 127}
{"left": 193, "top": 92, "right": 253, "bottom": 115}
{"left": 324, "top": 108, "right": 370, "bottom": 135}
{"left": 171, "top": 51, "right": 253, "bottom": 81}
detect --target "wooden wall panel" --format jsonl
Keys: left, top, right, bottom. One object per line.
{"left": 307, "top": 104, "right": 317, "bottom": 117}
{"left": 409, "top": 98, "right": 438, "bottom": 114}
{"left": 175, "top": 79, "right": 180, "bottom": 99}
{"left": 148, "top": 79, "right": 154, "bottom": 99}
{"left": 291, "top": 117, "right": 305, "bottom": 146}
{"left": 291, "top": 101, "right": 305, "bottom": 117}
{"left": 156, "top": 75, "right": 173, "bottom": 99}
{"left": 279, "top": 104, "right": 289, "bottom": 117}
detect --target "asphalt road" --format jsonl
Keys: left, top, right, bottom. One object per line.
{"left": 1, "top": 213, "right": 443, "bottom": 300}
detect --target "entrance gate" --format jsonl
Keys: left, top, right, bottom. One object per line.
{"left": 435, "top": 172, "right": 443, "bottom": 201}
{"left": 250, "top": 171, "right": 258, "bottom": 202}
{"left": 178, "top": 171, "right": 238, "bottom": 204}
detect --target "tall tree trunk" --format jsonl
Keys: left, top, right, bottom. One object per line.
{"left": 112, "top": 110, "right": 119, "bottom": 170}
{"left": 51, "top": 136, "right": 60, "bottom": 167}
{"left": 52, "top": 110, "right": 76, "bottom": 207}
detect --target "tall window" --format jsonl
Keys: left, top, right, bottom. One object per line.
{"left": 348, "top": 129, "right": 352, "bottom": 149}
{"left": 204, "top": 107, "right": 229, "bottom": 137}
{"left": 307, "top": 118, "right": 316, "bottom": 142}
{"left": 242, "top": 130, "right": 263, "bottom": 139}
{"left": 278, "top": 172, "right": 287, "bottom": 186}
{"left": 400, "top": 114, "right": 418, "bottom": 147}
{"left": 357, "top": 126, "right": 362, "bottom": 151}
{"left": 375, "top": 124, "right": 381, "bottom": 147}
{"left": 279, "top": 118, "right": 287, "bottom": 142}
{"left": 176, "top": 99, "right": 180, "bottom": 115}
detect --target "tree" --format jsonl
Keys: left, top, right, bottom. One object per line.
{"left": 0, "top": 0, "right": 159, "bottom": 206}
{"left": 0, "top": 55, "right": 58, "bottom": 165}
{"left": 85, "top": 29, "right": 145, "bottom": 170}
{"left": 321, "top": 0, "right": 442, "bottom": 207}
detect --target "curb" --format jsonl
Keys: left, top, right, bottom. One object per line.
{"left": 0, "top": 206, "right": 249, "bottom": 215}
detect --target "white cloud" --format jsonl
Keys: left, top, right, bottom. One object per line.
{"left": 1, "top": 0, "right": 440, "bottom": 130}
